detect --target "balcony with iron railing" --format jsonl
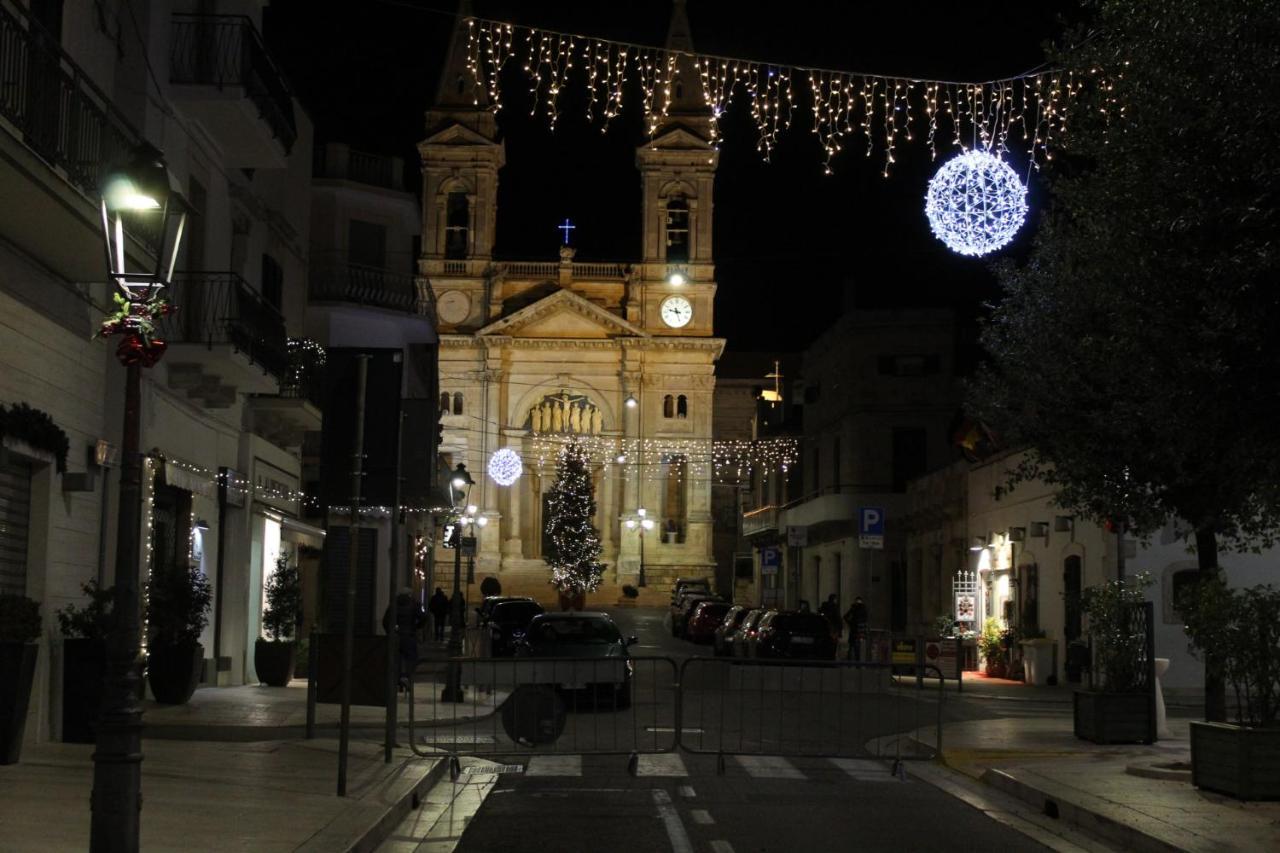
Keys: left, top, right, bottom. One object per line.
{"left": 248, "top": 337, "right": 324, "bottom": 448}
{"left": 313, "top": 142, "right": 406, "bottom": 192}
{"left": 157, "top": 272, "right": 287, "bottom": 406}
{"left": 742, "top": 505, "right": 781, "bottom": 538}
{"left": 169, "top": 13, "right": 296, "bottom": 166}
{"left": 309, "top": 261, "right": 434, "bottom": 317}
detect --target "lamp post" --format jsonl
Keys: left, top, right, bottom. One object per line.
{"left": 625, "top": 507, "right": 655, "bottom": 588}
{"left": 442, "top": 462, "right": 474, "bottom": 702}
{"left": 92, "top": 143, "right": 187, "bottom": 853}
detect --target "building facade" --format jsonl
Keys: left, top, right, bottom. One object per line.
{"left": 423, "top": 7, "right": 723, "bottom": 604}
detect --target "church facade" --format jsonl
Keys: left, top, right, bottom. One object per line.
{"left": 420, "top": 6, "right": 723, "bottom": 602}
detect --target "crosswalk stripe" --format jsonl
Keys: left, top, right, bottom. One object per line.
{"left": 733, "top": 755, "right": 805, "bottom": 779}
{"left": 829, "top": 758, "right": 902, "bottom": 781}
{"left": 525, "top": 755, "right": 582, "bottom": 777}
{"left": 635, "top": 753, "right": 689, "bottom": 777}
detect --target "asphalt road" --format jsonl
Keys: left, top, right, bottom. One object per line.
{"left": 428, "top": 608, "right": 1054, "bottom": 853}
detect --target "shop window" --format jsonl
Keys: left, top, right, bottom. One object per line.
{"left": 452, "top": 392, "right": 464, "bottom": 416}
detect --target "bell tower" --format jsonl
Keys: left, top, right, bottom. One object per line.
{"left": 634, "top": 0, "right": 718, "bottom": 337}
{"left": 418, "top": 0, "right": 504, "bottom": 263}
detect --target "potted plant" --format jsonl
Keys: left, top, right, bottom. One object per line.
{"left": 0, "top": 593, "right": 40, "bottom": 764}
{"left": 1020, "top": 628, "right": 1056, "bottom": 686}
{"left": 979, "top": 617, "right": 1007, "bottom": 678}
{"left": 56, "top": 581, "right": 114, "bottom": 743}
{"left": 145, "top": 564, "right": 211, "bottom": 705}
{"left": 255, "top": 554, "right": 302, "bottom": 687}
{"left": 1073, "top": 573, "right": 1155, "bottom": 744}
{"left": 1181, "top": 578, "right": 1280, "bottom": 800}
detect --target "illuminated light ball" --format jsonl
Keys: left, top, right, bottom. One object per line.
{"left": 924, "top": 149, "right": 1028, "bottom": 257}
{"left": 487, "top": 447, "right": 523, "bottom": 486}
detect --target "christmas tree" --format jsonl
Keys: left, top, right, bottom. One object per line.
{"left": 544, "top": 442, "right": 604, "bottom": 595}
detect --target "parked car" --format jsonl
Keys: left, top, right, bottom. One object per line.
{"left": 734, "top": 608, "right": 771, "bottom": 657}
{"left": 685, "top": 600, "right": 732, "bottom": 643}
{"left": 713, "top": 606, "right": 749, "bottom": 656}
{"left": 476, "top": 595, "right": 536, "bottom": 627}
{"left": 487, "top": 599, "right": 545, "bottom": 657}
{"left": 670, "top": 577, "right": 711, "bottom": 604}
{"left": 515, "top": 612, "right": 637, "bottom": 708}
{"left": 671, "top": 593, "right": 718, "bottom": 637}
{"left": 753, "top": 610, "right": 838, "bottom": 660}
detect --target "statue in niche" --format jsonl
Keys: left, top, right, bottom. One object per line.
{"left": 530, "top": 405, "right": 543, "bottom": 433}
{"left": 540, "top": 401, "right": 552, "bottom": 431}
{"left": 570, "top": 403, "right": 582, "bottom": 433}
{"left": 591, "top": 406, "right": 603, "bottom": 434}
{"left": 553, "top": 401, "right": 564, "bottom": 432}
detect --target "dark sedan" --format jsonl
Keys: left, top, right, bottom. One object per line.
{"left": 753, "top": 610, "right": 838, "bottom": 660}
{"left": 515, "top": 612, "right": 637, "bottom": 708}
{"left": 685, "top": 600, "right": 732, "bottom": 643}
{"left": 487, "top": 599, "right": 545, "bottom": 657}
{"left": 713, "top": 605, "right": 749, "bottom": 656}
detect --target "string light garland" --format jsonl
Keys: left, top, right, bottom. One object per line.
{"left": 925, "top": 149, "right": 1029, "bottom": 256}
{"left": 487, "top": 447, "right": 524, "bottom": 486}
{"left": 463, "top": 16, "right": 1106, "bottom": 175}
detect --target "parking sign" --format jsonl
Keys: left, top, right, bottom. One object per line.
{"left": 759, "top": 547, "right": 780, "bottom": 576}
{"left": 858, "top": 506, "right": 884, "bottom": 550}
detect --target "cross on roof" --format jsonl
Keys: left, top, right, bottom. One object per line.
{"left": 558, "top": 218, "right": 576, "bottom": 245}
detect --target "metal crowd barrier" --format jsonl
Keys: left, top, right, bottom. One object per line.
{"left": 406, "top": 656, "right": 680, "bottom": 771}
{"left": 678, "top": 659, "right": 945, "bottom": 770}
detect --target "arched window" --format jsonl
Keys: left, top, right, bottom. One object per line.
{"left": 439, "top": 392, "right": 450, "bottom": 414}
{"left": 665, "top": 195, "right": 689, "bottom": 262}
{"left": 452, "top": 392, "right": 464, "bottom": 415}
{"left": 676, "top": 395, "right": 688, "bottom": 418}
{"left": 663, "top": 394, "right": 675, "bottom": 418}
{"left": 445, "top": 191, "right": 469, "bottom": 259}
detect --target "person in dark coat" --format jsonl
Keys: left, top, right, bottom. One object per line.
{"left": 383, "top": 588, "right": 427, "bottom": 689}
{"left": 428, "top": 587, "right": 449, "bottom": 641}
{"left": 818, "top": 594, "right": 841, "bottom": 638}
{"left": 843, "top": 596, "right": 868, "bottom": 660}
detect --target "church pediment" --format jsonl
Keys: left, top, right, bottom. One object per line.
{"left": 475, "top": 288, "right": 648, "bottom": 340}
{"left": 419, "top": 121, "right": 501, "bottom": 148}
{"left": 644, "top": 125, "right": 714, "bottom": 151}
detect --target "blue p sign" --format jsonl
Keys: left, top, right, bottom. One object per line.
{"left": 858, "top": 507, "right": 884, "bottom": 536}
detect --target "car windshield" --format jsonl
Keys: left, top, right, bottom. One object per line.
{"left": 698, "top": 603, "right": 730, "bottom": 619}
{"left": 529, "top": 618, "right": 621, "bottom": 645}
{"left": 493, "top": 602, "right": 542, "bottom": 625}
{"left": 741, "top": 611, "right": 762, "bottom": 630}
{"left": 773, "top": 613, "right": 829, "bottom": 633}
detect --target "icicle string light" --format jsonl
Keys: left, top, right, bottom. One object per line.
{"left": 464, "top": 17, "right": 1110, "bottom": 174}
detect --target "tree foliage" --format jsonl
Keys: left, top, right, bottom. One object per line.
{"left": 970, "top": 0, "right": 1280, "bottom": 553}
{"left": 544, "top": 442, "right": 604, "bottom": 595}
{"left": 262, "top": 553, "right": 303, "bottom": 642}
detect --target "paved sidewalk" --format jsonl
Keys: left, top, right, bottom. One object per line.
{"left": 0, "top": 739, "right": 444, "bottom": 852}
{"left": 908, "top": 713, "right": 1280, "bottom": 852}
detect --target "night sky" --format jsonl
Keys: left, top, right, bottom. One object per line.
{"left": 265, "top": 1, "right": 1077, "bottom": 352}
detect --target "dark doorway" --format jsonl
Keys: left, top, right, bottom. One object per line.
{"left": 1063, "top": 556, "right": 1082, "bottom": 642}
{"left": 890, "top": 560, "right": 907, "bottom": 631}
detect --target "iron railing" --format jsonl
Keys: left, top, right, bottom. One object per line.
{"left": 309, "top": 262, "right": 433, "bottom": 316}
{"left": 313, "top": 144, "right": 404, "bottom": 191}
{"left": 169, "top": 14, "right": 296, "bottom": 154}
{"left": 160, "top": 271, "right": 288, "bottom": 379}
{"left": 0, "top": 0, "right": 141, "bottom": 198}
{"left": 279, "top": 338, "right": 325, "bottom": 409}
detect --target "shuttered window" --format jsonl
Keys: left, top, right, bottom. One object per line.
{"left": 0, "top": 456, "right": 33, "bottom": 595}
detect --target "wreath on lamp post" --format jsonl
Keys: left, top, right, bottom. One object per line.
{"left": 96, "top": 291, "right": 173, "bottom": 367}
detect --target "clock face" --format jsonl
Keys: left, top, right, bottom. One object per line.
{"left": 437, "top": 290, "right": 471, "bottom": 325}
{"left": 660, "top": 295, "right": 693, "bottom": 329}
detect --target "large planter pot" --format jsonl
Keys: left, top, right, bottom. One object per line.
{"left": 1021, "top": 639, "right": 1056, "bottom": 686}
{"left": 1190, "top": 721, "right": 1280, "bottom": 800}
{"left": 1074, "top": 689, "right": 1153, "bottom": 744}
{"left": 0, "top": 642, "right": 38, "bottom": 765}
{"left": 254, "top": 639, "right": 297, "bottom": 687}
{"left": 62, "top": 638, "right": 107, "bottom": 743}
{"left": 558, "top": 591, "right": 586, "bottom": 612}
{"left": 984, "top": 657, "right": 1007, "bottom": 679}
{"left": 147, "top": 642, "right": 204, "bottom": 705}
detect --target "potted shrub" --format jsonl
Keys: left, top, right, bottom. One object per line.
{"left": 1073, "top": 573, "right": 1155, "bottom": 744}
{"left": 254, "top": 554, "right": 302, "bottom": 687}
{"left": 979, "top": 617, "right": 1007, "bottom": 678}
{"left": 1181, "top": 578, "right": 1280, "bottom": 800}
{"left": 0, "top": 594, "right": 40, "bottom": 764}
{"left": 56, "top": 581, "right": 114, "bottom": 743}
{"left": 146, "top": 564, "right": 211, "bottom": 705}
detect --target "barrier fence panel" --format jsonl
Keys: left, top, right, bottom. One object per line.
{"left": 407, "top": 656, "right": 679, "bottom": 761}
{"left": 678, "top": 659, "right": 944, "bottom": 763}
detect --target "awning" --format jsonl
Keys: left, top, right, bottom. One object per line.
{"left": 162, "top": 459, "right": 216, "bottom": 497}
{"left": 281, "top": 516, "right": 326, "bottom": 548}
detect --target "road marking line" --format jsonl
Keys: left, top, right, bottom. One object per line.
{"left": 652, "top": 789, "right": 694, "bottom": 853}
{"left": 677, "top": 785, "right": 696, "bottom": 798}
{"left": 636, "top": 753, "right": 689, "bottom": 777}
{"left": 734, "top": 755, "right": 805, "bottom": 779}
{"left": 690, "top": 809, "right": 714, "bottom": 825}
{"left": 830, "top": 758, "right": 900, "bottom": 781}
{"left": 525, "top": 755, "right": 582, "bottom": 777}
{"left": 710, "top": 842, "right": 735, "bottom": 853}
{"left": 646, "top": 727, "right": 703, "bottom": 734}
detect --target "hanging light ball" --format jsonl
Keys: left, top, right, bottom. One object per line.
{"left": 487, "top": 447, "right": 523, "bottom": 487}
{"left": 925, "top": 149, "right": 1028, "bottom": 257}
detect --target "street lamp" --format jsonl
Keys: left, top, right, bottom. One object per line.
{"left": 625, "top": 508, "right": 655, "bottom": 588}
{"left": 442, "top": 463, "right": 474, "bottom": 702}
{"left": 92, "top": 143, "right": 186, "bottom": 853}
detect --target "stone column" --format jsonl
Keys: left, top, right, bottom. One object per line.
{"left": 502, "top": 438, "right": 523, "bottom": 558}
{"left": 478, "top": 361, "right": 503, "bottom": 570}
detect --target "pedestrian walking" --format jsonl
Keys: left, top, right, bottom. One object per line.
{"left": 383, "top": 588, "right": 427, "bottom": 690}
{"left": 843, "top": 596, "right": 868, "bottom": 661}
{"left": 818, "top": 593, "right": 841, "bottom": 638}
{"left": 428, "top": 587, "right": 449, "bottom": 641}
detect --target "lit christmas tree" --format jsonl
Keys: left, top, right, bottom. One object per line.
{"left": 544, "top": 442, "right": 604, "bottom": 595}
